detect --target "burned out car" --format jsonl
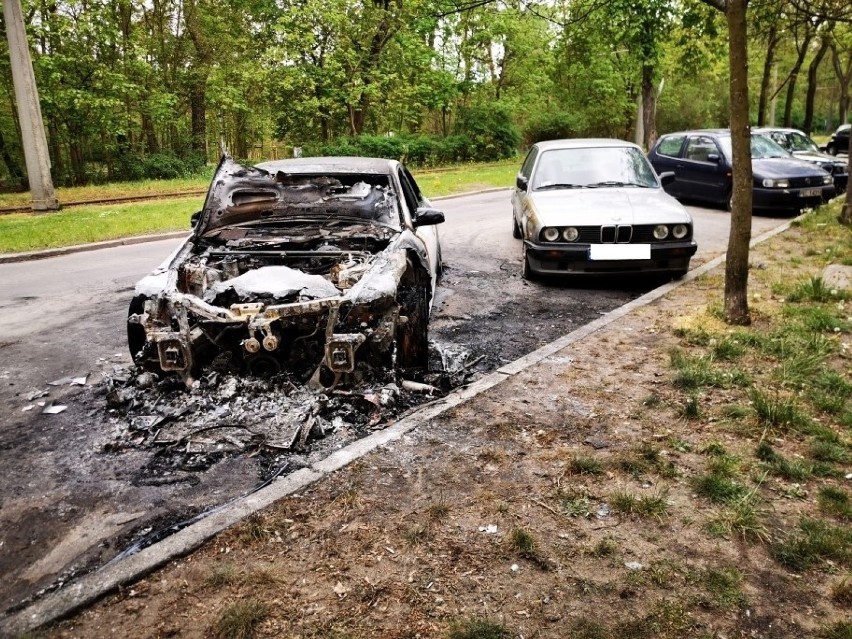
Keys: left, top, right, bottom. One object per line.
{"left": 128, "top": 156, "right": 444, "bottom": 387}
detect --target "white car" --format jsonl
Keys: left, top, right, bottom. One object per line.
{"left": 511, "top": 139, "right": 697, "bottom": 279}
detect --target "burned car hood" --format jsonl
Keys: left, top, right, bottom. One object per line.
{"left": 195, "top": 156, "right": 401, "bottom": 236}
{"left": 528, "top": 188, "right": 691, "bottom": 226}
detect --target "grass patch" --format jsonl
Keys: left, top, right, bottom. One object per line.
{"left": 614, "top": 598, "right": 694, "bottom": 638}
{"left": 209, "top": 598, "right": 268, "bottom": 639}
{"left": 818, "top": 622, "right": 852, "bottom": 639}
{"left": 609, "top": 490, "right": 669, "bottom": 520}
{"left": 692, "top": 464, "right": 748, "bottom": 505}
{"left": 831, "top": 578, "right": 852, "bottom": 607}
{"left": 701, "top": 567, "right": 748, "bottom": 610}
{"left": 448, "top": 618, "right": 512, "bottom": 639}
{"left": 204, "top": 562, "right": 240, "bottom": 588}
{"left": 818, "top": 486, "right": 852, "bottom": 521}
{"left": 669, "top": 349, "right": 749, "bottom": 389}
{"left": 750, "top": 389, "right": 811, "bottom": 432}
{"left": 0, "top": 198, "right": 200, "bottom": 253}
{"left": 771, "top": 517, "right": 852, "bottom": 571}
{"left": 787, "top": 276, "right": 841, "bottom": 303}
{"left": 568, "top": 455, "right": 604, "bottom": 475}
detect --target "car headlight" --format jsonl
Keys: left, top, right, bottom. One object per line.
{"left": 762, "top": 178, "right": 789, "bottom": 188}
{"left": 822, "top": 175, "right": 833, "bottom": 185}
{"left": 653, "top": 224, "right": 669, "bottom": 240}
{"left": 672, "top": 224, "right": 688, "bottom": 239}
{"left": 542, "top": 227, "right": 560, "bottom": 242}
{"left": 562, "top": 227, "right": 579, "bottom": 242}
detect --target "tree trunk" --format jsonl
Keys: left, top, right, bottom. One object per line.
{"left": 0, "top": 126, "right": 27, "bottom": 190}
{"left": 803, "top": 38, "right": 829, "bottom": 135}
{"left": 757, "top": 25, "right": 778, "bottom": 126}
{"left": 783, "top": 33, "right": 813, "bottom": 127}
{"left": 831, "top": 45, "right": 851, "bottom": 125}
{"left": 141, "top": 111, "right": 159, "bottom": 154}
{"left": 641, "top": 63, "right": 657, "bottom": 150}
{"left": 189, "top": 71, "right": 207, "bottom": 155}
{"left": 841, "top": 132, "right": 852, "bottom": 225}
{"left": 724, "top": 0, "right": 752, "bottom": 326}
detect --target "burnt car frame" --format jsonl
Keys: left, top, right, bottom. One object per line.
{"left": 128, "top": 156, "right": 444, "bottom": 387}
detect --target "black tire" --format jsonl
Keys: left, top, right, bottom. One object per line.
{"left": 827, "top": 144, "right": 837, "bottom": 156}
{"left": 512, "top": 212, "right": 522, "bottom": 239}
{"left": 521, "top": 243, "right": 536, "bottom": 280}
{"left": 396, "top": 273, "right": 430, "bottom": 372}
{"left": 725, "top": 188, "right": 733, "bottom": 212}
{"left": 127, "top": 294, "right": 149, "bottom": 365}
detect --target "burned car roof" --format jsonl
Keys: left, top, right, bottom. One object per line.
{"left": 196, "top": 156, "right": 403, "bottom": 237}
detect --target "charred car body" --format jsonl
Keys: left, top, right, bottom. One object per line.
{"left": 128, "top": 156, "right": 444, "bottom": 387}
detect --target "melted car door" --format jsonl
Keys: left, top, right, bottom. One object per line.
{"left": 678, "top": 135, "right": 729, "bottom": 204}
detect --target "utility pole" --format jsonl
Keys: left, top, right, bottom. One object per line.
{"left": 4, "top": 0, "right": 59, "bottom": 211}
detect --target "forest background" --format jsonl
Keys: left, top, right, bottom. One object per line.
{"left": 0, "top": 0, "right": 850, "bottom": 191}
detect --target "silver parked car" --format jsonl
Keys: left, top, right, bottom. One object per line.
{"left": 512, "top": 139, "right": 697, "bottom": 279}
{"left": 128, "top": 155, "right": 444, "bottom": 387}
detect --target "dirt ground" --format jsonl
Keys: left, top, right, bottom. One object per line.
{"left": 39, "top": 211, "right": 852, "bottom": 638}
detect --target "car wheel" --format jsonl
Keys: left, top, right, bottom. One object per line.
{"left": 127, "top": 294, "right": 161, "bottom": 373}
{"left": 827, "top": 144, "right": 837, "bottom": 156}
{"left": 521, "top": 243, "right": 536, "bottom": 281}
{"left": 512, "top": 212, "right": 522, "bottom": 239}
{"left": 396, "top": 277, "right": 430, "bottom": 373}
{"left": 725, "top": 189, "right": 733, "bottom": 212}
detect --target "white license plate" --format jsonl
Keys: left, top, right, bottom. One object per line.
{"left": 800, "top": 188, "right": 822, "bottom": 197}
{"left": 589, "top": 244, "right": 651, "bottom": 260}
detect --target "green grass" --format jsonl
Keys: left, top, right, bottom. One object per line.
{"left": 609, "top": 490, "right": 669, "bottom": 520}
{"left": 209, "top": 598, "right": 268, "bottom": 639}
{"left": 568, "top": 455, "right": 605, "bottom": 475}
{"left": 701, "top": 567, "right": 748, "bottom": 610}
{"left": 0, "top": 161, "right": 516, "bottom": 253}
{"left": 0, "top": 197, "right": 200, "bottom": 252}
{"left": 771, "top": 517, "right": 852, "bottom": 571}
{"left": 818, "top": 486, "right": 852, "bottom": 521}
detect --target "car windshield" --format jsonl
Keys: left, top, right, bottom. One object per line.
{"left": 717, "top": 135, "right": 790, "bottom": 161}
{"left": 532, "top": 146, "right": 658, "bottom": 190}
{"left": 788, "top": 132, "right": 821, "bottom": 153}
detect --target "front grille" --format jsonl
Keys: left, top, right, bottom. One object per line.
{"left": 789, "top": 176, "right": 823, "bottom": 188}
{"left": 550, "top": 224, "right": 692, "bottom": 244}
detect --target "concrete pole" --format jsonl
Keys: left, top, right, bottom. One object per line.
{"left": 3, "top": 0, "right": 59, "bottom": 211}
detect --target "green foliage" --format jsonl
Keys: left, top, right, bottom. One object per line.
{"left": 209, "top": 598, "right": 268, "bottom": 639}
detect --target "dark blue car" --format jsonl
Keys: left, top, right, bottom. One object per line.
{"left": 648, "top": 129, "right": 834, "bottom": 214}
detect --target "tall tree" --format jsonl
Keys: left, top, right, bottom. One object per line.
{"left": 699, "top": 0, "right": 753, "bottom": 326}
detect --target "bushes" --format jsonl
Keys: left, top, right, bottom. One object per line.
{"left": 523, "top": 111, "right": 586, "bottom": 146}
{"left": 112, "top": 151, "right": 206, "bottom": 181}
{"left": 301, "top": 131, "right": 516, "bottom": 167}
{"left": 300, "top": 105, "right": 520, "bottom": 167}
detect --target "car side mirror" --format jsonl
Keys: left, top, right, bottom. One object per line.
{"left": 658, "top": 171, "right": 675, "bottom": 186}
{"left": 516, "top": 174, "right": 529, "bottom": 191}
{"left": 190, "top": 210, "right": 202, "bottom": 228}
{"left": 413, "top": 206, "right": 445, "bottom": 227}
{"left": 707, "top": 153, "right": 720, "bottom": 163}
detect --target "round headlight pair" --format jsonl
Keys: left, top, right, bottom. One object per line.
{"left": 654, "top": 224, "right": 689, "bottom": 240}
{"left": 541, "top": 227, "right": 579, "bottom": 242}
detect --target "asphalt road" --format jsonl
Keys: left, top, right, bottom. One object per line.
{"left": 0, "top": 189, "right": 788, "bottom": 613}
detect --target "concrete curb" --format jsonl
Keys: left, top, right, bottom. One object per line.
{"left": 0, "top": 188, "right": 510, "bottom": 265}
{"left": 0, "top": 213, "right": 795, "bottom": 636}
